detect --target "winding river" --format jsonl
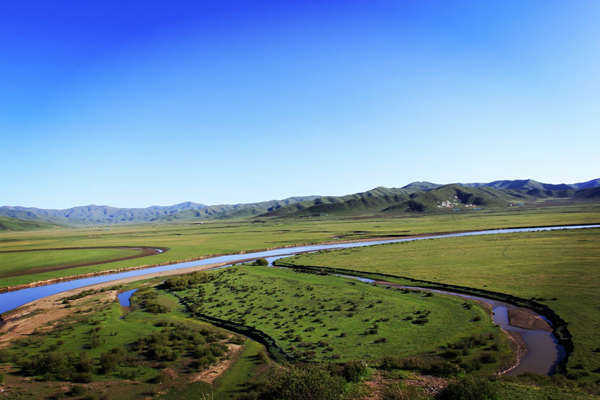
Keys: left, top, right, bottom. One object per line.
{"left": 1, "top": 224, "right": 598, "bottom": 374}
{"left": 371, "top": 282, "right": 563, "bottom": 375}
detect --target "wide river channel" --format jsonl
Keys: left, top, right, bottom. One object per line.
{"left": 1, "top": 224, "right": 599, "bottom": 374}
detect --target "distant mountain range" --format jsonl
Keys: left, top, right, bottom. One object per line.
{"left": 0, "top": 178, "right": 598, "bottom": 226}
{"left": 0, "top": 197, "right": 318, "bottom": 226}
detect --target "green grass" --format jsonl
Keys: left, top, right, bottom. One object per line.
{"left": 0, "top": 284, "right": 258, "bottom": 399}
{"left": 284, "top": 228, "right": 600, "bottom": 381}
{"left": 0, "top": 204, "right": 598, "bottom": 288}
{"left": 160, "top": 339, "right": 268, "bottom": 400}
{"left": 0, "top": 216, "right": 56, "bottom": 231}
{"left": 496, "top": 377, "right": 600, "bottom": 399}
{"left": 168, "top": 266, "right": 512, "bottom": 371}
{"left": 0, "top": 247, "right": 141, "bottom": 278}
{"left": 212, "top": 339, "right": 267, "bottom": 400}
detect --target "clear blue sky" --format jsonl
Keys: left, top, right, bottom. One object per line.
{"left": 2, "top": 0, "right": 599, "bottom": 209}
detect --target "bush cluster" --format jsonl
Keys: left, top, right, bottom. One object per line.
{"left": 163, "top": 272, "right": 212, "bottom": 291}
{"left": 436, "top": 377, "right": 498, "bottom": 400}
{"left": 131, "top": 289, "right": 170, "bottom": 313}
{"left": 133, "top": 323, "right": 227, "bottom": 366}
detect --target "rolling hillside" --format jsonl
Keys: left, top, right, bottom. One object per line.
{"left": 260, "top": 187, "right": 410, "bottom": 217}
{"left": 469, "top": 179, "right": 575, "bottom": 198}
{"left": 574, "top": 187, "right": 600, "bottom": 200}
{"left": 260, "top": 179, "right": 599, "bottom": 218}
{"left": 1, "top": 179, "right": 598, "bottom": 225}
{"left": 0, "top": 216, "right": 56, "bottom": 231}
{"left": 262, "top": 184, "right": 526, "bottom": 218}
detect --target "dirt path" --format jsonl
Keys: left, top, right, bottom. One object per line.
{"left": 192, "top": 343, "right": 243, "bottom": 384}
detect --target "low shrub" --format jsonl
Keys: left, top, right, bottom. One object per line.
{"left": 479, "top": 352, "right": 497, "bottom": 364}
{"left": 341, "top": 360, "right": 368, "bottom": 382}
{"left": 426, "top": 361, "right": 461, "bottom": 377}
{"left": 436, "top": 377, "right": 498, "bottom": 400}
{"left": 72, "top": 372, "right": 93, "bottom": 383}
{"left": 67, "top": 385, "right": 87, "bottom": 397}
{"left": 382, "top": 383, "right": 426, "bottom": 400}
{"left": 259, "top": 366, "right": 345, "bottom": 400}
{"left": 99, "top": 351, "right": 122, "bottom": 374}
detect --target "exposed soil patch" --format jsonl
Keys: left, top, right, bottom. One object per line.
{"left": 0, "top": 246, "right": 167, "bottom": 279}
{"left": 362, "top": 370, "right": 384, "bottom": 400}
{"left": 192, "top": 343, "right": 243, "bottom": 384}
{"left": 508, "top": 308, "right": 553, "bottom": 331}
{"left": 406, "top": 375, "right": 448, "bottom": 395}
{"left": 0, "top": 289, "right": 117, "bottom": 348}
{"left": 499, "top": 329, "right": 527, "bottom": 375}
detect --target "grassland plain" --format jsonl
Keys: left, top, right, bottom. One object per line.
{"left": 0, "top": 204, "right": 598, "bottom": 289}
{"left": 0, "top": 247, "right": 144, "bottom": 278}
{"left": 166, "top": 266, "right": 513, "bottom": 371}
{"left": 283, "top": 228, "right": 600, "bottom": 384}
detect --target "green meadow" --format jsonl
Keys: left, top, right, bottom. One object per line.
{"left": 165, "top": 266, "right": 511, "bottom": 369}
{"left": 0, "top": 247, "right": 142, "bottom": 279}
{"left": 284, "top": 228, "right": 600, "bottom": 382}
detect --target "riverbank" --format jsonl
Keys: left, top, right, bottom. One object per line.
{"left": 0, "top": 261, "right": 227, "bottom": 347}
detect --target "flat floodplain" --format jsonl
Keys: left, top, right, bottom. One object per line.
{"left": 0, "top": 205, "right": 598, "bottom": 289}
{"left": 0, "top": 248, "right": 144, "bottom": 279}
{"left": 284, "top": 228, "right": 600, "bottom": 381}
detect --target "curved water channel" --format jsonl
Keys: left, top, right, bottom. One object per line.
{"left": 335, "top": 276, "right": 564, "bottom": 376}
{"left": 1, "top": 224, "right": 599, "bottom": 374}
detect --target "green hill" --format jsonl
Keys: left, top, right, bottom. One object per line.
{"left": 401, "top": 181, "right": 441, "bottom": 192}
{"left": 477, "top": 179, "right": 575, "bottom": 198}
{"left": 382, "top": 184, "right": 520, "bottom": 214}
{"left": 0, "top": 216, "right": 56, "bottom": 231}
{"left": 574, "top": 187, "right": 600, "bottom": 199}
{"left": 1, "top": 178, "right": 597, "bottom": 225}
{"left": 260, "top": 184, "right": 530, "bottom": 218}
{"left": 260, "top": 187, "right": 410, "bottom": 217}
